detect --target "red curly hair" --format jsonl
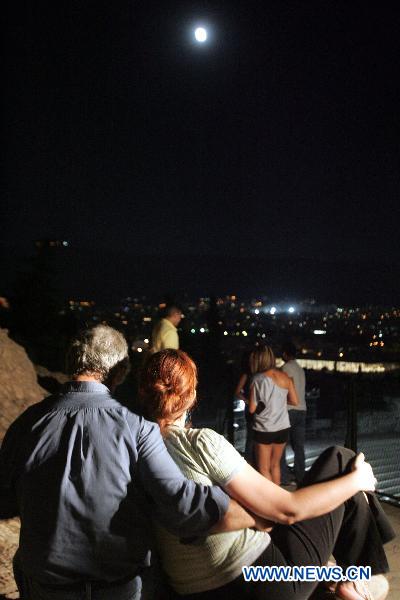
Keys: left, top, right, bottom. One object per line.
{"left": 139, "top": 349, "right": 198, "bottom": 432}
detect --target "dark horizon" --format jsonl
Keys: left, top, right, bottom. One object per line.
{"left": 1, "top": 242, "right": 399, "bottom": 306}
{"left": 3, "top": 1, "right": 400, "bottom": 302}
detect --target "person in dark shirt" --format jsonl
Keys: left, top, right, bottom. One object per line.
{"left": 0, "top": 325, "right": 261, "bottom": 600}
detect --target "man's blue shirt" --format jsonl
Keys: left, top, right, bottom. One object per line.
{"left": 0, "top": 381, "right": 228, "bottom": 584}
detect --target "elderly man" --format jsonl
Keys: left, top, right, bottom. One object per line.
{"left": 0, "top": 325, "right": 260, "bottom": 600}
{"left": 151, "top": 304, "right": 182, "bottom": 352}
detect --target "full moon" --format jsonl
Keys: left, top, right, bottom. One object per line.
{"left": 194, "top": 27, "right": 207, "bottom": 43}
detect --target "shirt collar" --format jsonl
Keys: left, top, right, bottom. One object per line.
{"left": 61, "top": 381, "right": 111, "bottom": 394}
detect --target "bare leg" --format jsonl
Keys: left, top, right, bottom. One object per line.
{"left": 270, "top": 443, "right": 286, "bottom": 485}
{"left": 255, "top": 442, "right": 272, "bottom": 480}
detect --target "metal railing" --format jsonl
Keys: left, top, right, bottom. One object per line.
{"left": 344, "top": 377, "right": 400, "bottom": 506}
{"left": 224, "top": 374, "right": 400, "bottom": 506}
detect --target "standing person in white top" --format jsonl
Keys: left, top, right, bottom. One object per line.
{"left": 151, "top": 304, "right": 182, "bottom": 352}
{"left": 281, "top": 341, "right": 307, "bottom": 485}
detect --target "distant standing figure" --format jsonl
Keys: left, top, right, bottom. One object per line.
{"left": 151, "top": 304, "right": 183, "bottom": 352}
{"left": 280, "top": 341, "right": 307, "bottom": 485}
{"left": 234, "top": 351, "right": 253, "bottom": 463}
{"left": 249, "top": 346, "right": 298, "bottom": 484}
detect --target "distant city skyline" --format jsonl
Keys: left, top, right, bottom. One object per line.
{"left": 15, "top": 289, "right": 396, "bottom": 365}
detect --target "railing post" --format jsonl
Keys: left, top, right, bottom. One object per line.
{"left": 227, "top": 398, "right": 234, "bottom": 445}
{"left": 345, "top": 378, "right": 358, "bottom": 453}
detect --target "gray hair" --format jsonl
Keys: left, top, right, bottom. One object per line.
{"left": 66, "top": 325, "right": 129, "bottom": 381}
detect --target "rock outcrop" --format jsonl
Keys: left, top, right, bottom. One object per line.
{"left": 0, "top": 329, "right": 47, "bottom": 598}
{"left": 0, "top": 519, "right": 19, "bottom": 599}
{"left": 0, "top": 329, "right": 46, "bottom": 442}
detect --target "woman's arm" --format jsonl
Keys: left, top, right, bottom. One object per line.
{"left": 225, "top": 454, "right": 376, "bottom": 526}
{"left": 248, "top": 383, "right": 257, "bottom": 414}
{"left": 234, "top": 373, "right": 248, "bottom": 401}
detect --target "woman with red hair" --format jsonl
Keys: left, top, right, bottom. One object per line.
{"left": 139, "top": 350, "right": 393, "bottom": 600}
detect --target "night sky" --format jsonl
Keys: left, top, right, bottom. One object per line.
{"left": 3, "top": 1, "right": 400, "bottom": 302}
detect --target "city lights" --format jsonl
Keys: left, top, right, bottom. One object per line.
{"left": 65, "top": 294, "right": 397, "bottom": 370}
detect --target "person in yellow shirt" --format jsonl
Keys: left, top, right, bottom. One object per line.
{"left": 151, "top": 305, "right": 183, "bottom": 352}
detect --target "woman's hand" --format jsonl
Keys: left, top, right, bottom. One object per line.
{"left": 250, "top": 512, "right": 274, "bottom": 532}
{"left": 351, "top": 452, "right": 377, "bottom": 492}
